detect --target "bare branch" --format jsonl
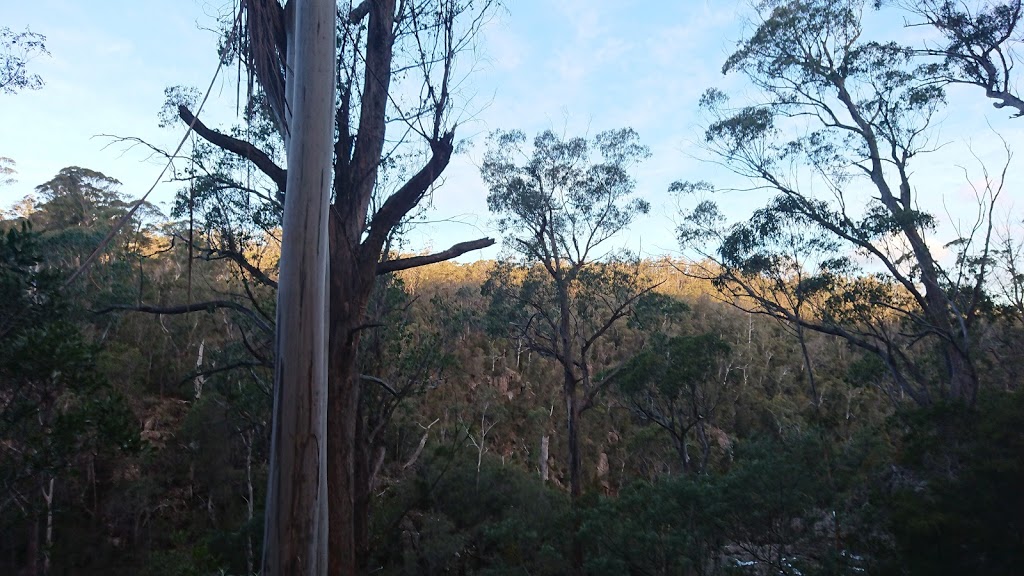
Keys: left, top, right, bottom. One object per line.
{"left": 348, "top": 0, "right": 371, "bottom": 23}
{"left": 376, "top": 237, "right": 494, "bottom": 275}
{"left": 178, "top": 105, "right": 287, "bottom": 191}
{"left": 198, "top": 244, "right": 279, "bottom": 289}
{"left": 95, "top": 300, "right": 274, "bottom": 335}
{"left": 362, "top": 132, "right": 455, "bottom": 255}
{"left": 359, "top": 374, "right": 399, "bottom": 396}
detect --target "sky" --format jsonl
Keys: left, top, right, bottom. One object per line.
{"left": 3, "top": 0, "right": 1023, "bottom": 264}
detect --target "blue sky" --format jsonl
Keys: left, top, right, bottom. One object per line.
{"left": 3, "top": 0, "right": 1022, "bottom": 263}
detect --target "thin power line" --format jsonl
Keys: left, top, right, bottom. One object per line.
{"left": 65, "top": 10, "right": 241, "bottom": 288}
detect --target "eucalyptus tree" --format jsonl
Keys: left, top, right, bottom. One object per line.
{"left": 885, "top": 0, "right": 1024, "bottom": 117}
{"left": 32, "top": 167, "right": 140, "bottom": 243}
{"left": 481, "top": 128, "right": 653, "bottom": 572}
{"left": 159, "top": 1, "right": 497, "bottom": 573}
{"left": 252, "top": 1, "right": 337, "bottom": 572}
{"left": 677, "top": 0, "right": 1006, "bottom": 406}
{"left": 25, "top": 167, "right": 161, "bottom": 313}
{"left": 618, "top": 333, "right": 732, "bottom": 474}
{"left": 0, "top": 26, "right": 48, "bottom": 94}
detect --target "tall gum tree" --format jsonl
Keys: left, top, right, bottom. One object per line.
{"left": 164, "top": 1, "right": 497, "bottom": 574}
{"left": 481, "top": 128, "right": 654, "bottom": 574}
{"left": 677, "top": 0, "right": 1009, "bottom": 407}
{"left": 259, "top": 0, "right": 334, "bottom": 574}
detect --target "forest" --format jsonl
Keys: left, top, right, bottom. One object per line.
{"left": 2, "top": 0, "right": 1024, "bottom": 575}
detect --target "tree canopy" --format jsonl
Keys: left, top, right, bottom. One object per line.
{"left": 0, "top": 26, "right": 48, "bottom": 95}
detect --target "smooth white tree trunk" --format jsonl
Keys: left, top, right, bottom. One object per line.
{"left": 261, "top": 0, "right": 336, "bottom": 573}
{"left": 193, "top": 339, "right": 205, "bottom": 399}
{"left": 540, "top": 434, "right": 549, "bottom": 482}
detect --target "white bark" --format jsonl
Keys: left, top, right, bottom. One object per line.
{"left": 404, "top": 418, "right": 440, "bottom": 470}
{"left": 540, "top": 435, "right": 550, "bottom": 482}
{"left": 597, "top": 452, "right": 609, "bottom": 493}
{"left": 193, "top": 339, "right": 205, "bottom": 400}
{"left": 261, "top": 0, "right": 335, "bottom": 573}
{"left": 466, "top": 405, "right": 496, "bottom": 488}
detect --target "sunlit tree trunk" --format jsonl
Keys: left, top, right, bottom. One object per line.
{"left": 261, "top": 0, "right": 335, "bottom": 573}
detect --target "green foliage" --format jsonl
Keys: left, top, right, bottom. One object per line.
{"left": 886, "top": 0, "right": 1024, "bottom": 117}
{"left": 482, "top": 128, "right": 650, "bottom": 266}
{"left": 24, "top": 167, "right": 162, "bottom": 313}
{"left": 140, "top": 541, "right": 218, "bottom": 576}
{"left": 370, "top": 449, "right": 571, "bottom": 575}
{"left": 627, "top": 291, "right": 690, "bottom": 331}
{"left": 620, "top": 333, "right": 730, "bottom": 399}
{"left": 33, "top": 167, "right": 128, "bottom": 230}
{"left": 679, "top": 0, "right": 1000, "bottom": 406}
{"left": 583, "top": 432, "right": 875, "bottom": 575}
{"left": 0, "top": 223, "right": 139, "bottom": 464}
{"left": 2, "top": 200, "right": 1021, "bottom": 574}
{"left": 879, "top": 392, "right": 1024, "bottom": 575}
{"left": 0, "top": 221, "right": 140, "bottom": 572}
{"left": 0, "top": 222, "right": 55, "bottom": 326}
{"left": 480, "top": 128, "right": 656, "bottom": 419}
{"left": 581, "top": 477, "right": 723, "bottom": 575}
{"left": 170, "top": 132, "right": 283, "bottom": 244}
{"left": 0, "top": 26, "right": 49, "bottom": 94}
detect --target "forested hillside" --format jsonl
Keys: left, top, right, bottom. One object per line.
{"left": 3, "top": 1, "right": 1024, "bottom": 575}
{"left": 2, "top": 173, "right": 1022, "bottom": 574}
